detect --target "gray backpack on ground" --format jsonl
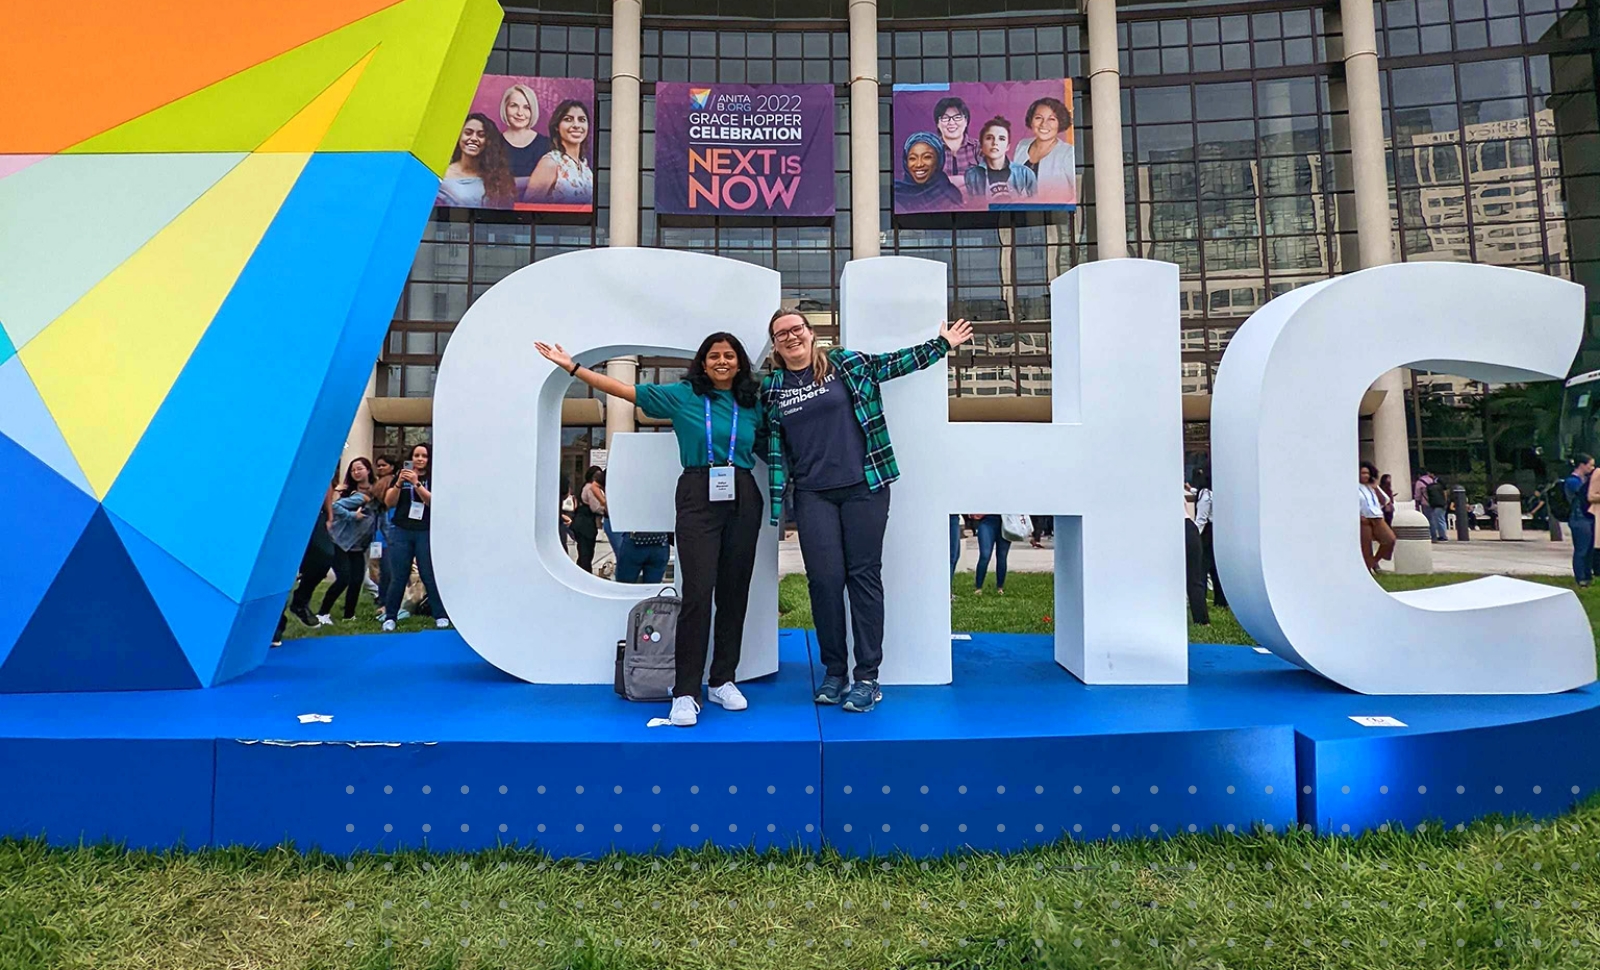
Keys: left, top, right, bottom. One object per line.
{"left": 615, "top": 587, "right": 680, "bottom": 701}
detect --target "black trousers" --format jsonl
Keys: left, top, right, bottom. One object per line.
{"left": 1199, "top": 522, "right": 1227, "bottom": 608}
{"left": 1184, "top": 519, "right": 1209, "bottom": 625}
{"left": 318, "top": 548, "right": 368, "bottom": 619}
{"left": 572, "top": 510, "right": 599, "bottom": 573}
{"left": 793, "top": 481, "right": 889, "bottom": 682}
{"left": 288, "top": 541, "right": 337, "bottom": 614}
{"left": 673, "top": 467, "right": 762, "bottom": 698}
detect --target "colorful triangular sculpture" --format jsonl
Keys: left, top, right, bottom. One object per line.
{"left": 0, "top": 0, "right": 501, "bottom": 691}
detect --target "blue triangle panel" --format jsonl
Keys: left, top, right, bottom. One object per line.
{"left": 0, "top": 431, "right": 99, "bottom": 669}
{"left": 107, "top": 152, "right": 437, "bottom": 606}
{"left": 244, "top": 153, "right": 440, "bottom": 603}
{"left": 212, "top": 592, "right": 289, "bottom": 687}
{"left": 0, "top": 322, "right": 13, "bottom": 367}
{"left": 0, "top": 508, "right": 200, "bottom": 692}
{"left": 106, "top": 511, "right": 242, "bottom": 688}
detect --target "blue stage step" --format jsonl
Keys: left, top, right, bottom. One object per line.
{"left": 0, "top": 629, "right": 1595, "bottom": 855}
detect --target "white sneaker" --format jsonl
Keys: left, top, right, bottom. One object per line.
{"left": 316, "top": 614, "right": 333, "bottom": 626}
{"left": 435, "top": 618, "right": 451, "bottom": 629}
{"left": 669, "top": 695, "right": 700, "bottom": 727}
{"left": 381, "top": 619, "right": 396, "bottom": 632}
{"left": 707, "top": 682, "right": 748, "bottom": 711}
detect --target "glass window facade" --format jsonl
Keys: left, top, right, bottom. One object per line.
{"left": 379, "top": 0, "right": 1600, "bottom": 478}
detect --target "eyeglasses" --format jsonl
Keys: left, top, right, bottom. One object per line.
{"left": 772, "top": 324, "right": 809, "bottom": 343}
{"left": 938, "top": 114, "right": 965, "bottom": 125}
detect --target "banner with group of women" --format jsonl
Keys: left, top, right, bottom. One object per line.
{"left": 434, "top": 73, "right": 1078, "bottom": 218}
{"left": 436, "top": 74, "right": 597, "bottom": 212}
{"left": 891, "top": 79, "right": 1078, "bottom": 214}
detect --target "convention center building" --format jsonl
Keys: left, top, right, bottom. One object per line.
{"left": 352, "top": 0, "right": 1600, "bottom": 493}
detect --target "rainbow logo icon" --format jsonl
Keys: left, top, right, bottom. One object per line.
{"left": 0, "top": 0, "right": 501, "bottom": 691}
{"left": 690, "top": 88, "right": 713, "bottom": 110}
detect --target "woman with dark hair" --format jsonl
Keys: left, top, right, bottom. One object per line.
{"left": 382, "top": 443, "right": 449, "bottom": 630}
{"left": 962, "top": 116, "right": 1038, "bottom": 206}
{"left": 437, "top": 113, "right": 516, "bottom": 208}
{"left": 762, "top": 309, "right": 974, "bottom": 713}
{"left": 535, "top": 333, "right": 763, "bottom": 728}
{"left": 1015, "top": 96, "right": 1076, "bottom": 204}
{"left": 571, "top": 465, "right": 605, "bottom": 573}
{"left": 1376, "top": 472, "right": 1396, "bottom": 526}
{"left": 1359, "top": 461, "right": 1396, "bottom": 573}
{"left": 894, "top": 132, "right": 964, "bottom": 212}
{"left": 317, "top": 457, "right": 380, "bottom": 624}
{"left": 524, "top": 99, "right": 593, "bottom": 205}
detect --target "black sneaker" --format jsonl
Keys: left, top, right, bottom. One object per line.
{"left": 814, "top": 674, "right": 848, "bottom": 705}
{"left": 842, "top": 679, "right": 882, "bottom": 713}
{"left": 291, "top": 605, "right": 316, "bottom": 628}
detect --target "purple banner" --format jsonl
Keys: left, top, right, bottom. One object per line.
{"left": 892, "top": 80, "right": 1077, "bottom": 214}
{"left": 436, "top": 75, "right": 596, "bottom": 213}
{"left": 654, "top": 83, "right": 835, "bottom": 216}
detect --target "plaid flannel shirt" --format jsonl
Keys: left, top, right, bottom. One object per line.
{"left": 758, "top": 337, "right": 952, "bottom": 525}
{"left": 942, "top": 136, "right": 980, "bottom": 179}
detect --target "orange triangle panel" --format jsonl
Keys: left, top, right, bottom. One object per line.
{"left": 0, "top": 0, "right": 402, "bottom": 154}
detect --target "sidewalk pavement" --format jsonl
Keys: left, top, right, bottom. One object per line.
{"left": 776, "top": 529, "right": 1576, "bottom": 578}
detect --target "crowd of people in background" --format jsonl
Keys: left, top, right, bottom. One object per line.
{"left": 273, "top": 443, "right": 449, "bottom": 646}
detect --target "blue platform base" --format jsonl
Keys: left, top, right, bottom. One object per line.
{"left": 0, "top": 630, "right": 1596, "bottom": 855}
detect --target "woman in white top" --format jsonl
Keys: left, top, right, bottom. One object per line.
{"left": 524, "top": 99, "right": 594, "bottom": 206}
{"left": 1014, "top": 96, "right": 1076, "bottom": 205}
{"left": 1190, "top": 466, "right": 1227, "bottom": 609}
{"left": 436, "top": 114, "right": 516, "bottom": 209}
{"left": 1359, "top": 461, "right": 1395, "bottom": 573}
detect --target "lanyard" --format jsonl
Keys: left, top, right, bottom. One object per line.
{"left": 704, "top": 397, "right": 739, "bottom": 467}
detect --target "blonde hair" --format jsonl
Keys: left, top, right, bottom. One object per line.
{"left": 768, "top": 309, "right": 831, "bottom": 384}
{"left": 499, "top": 84, "right": 540, "bottom": 132}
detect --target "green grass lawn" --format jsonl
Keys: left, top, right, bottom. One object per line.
{"left": 12, "top": 569, "right": 1600, "bottom": 969}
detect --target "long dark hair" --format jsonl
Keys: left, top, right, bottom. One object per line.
{"left": 687, "top": 332, "right": 760, "bottom": 408}
{"left": 452, "top": 113, "right": 516, "bottom": 208}
{"left": 548, "top": 99, "right": 590, "bottom": 161}
{"left": 1360, "top": 460, "right": 1380, "bottom": 484}
{"left": 340, "top": 457, "right": 376, "bottom": 499}
{"left": 408, "top": 443, "right": 432, "bottom": 486}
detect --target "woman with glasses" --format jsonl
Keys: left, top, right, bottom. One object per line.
{"left": 761, "top": 310, "right": 974, "bottom": 713}
{"left": 931, "top": 96, "right": 980, "bottom": 179}
{"left": 536, "top": 334, "right": 763, "bottom": 728}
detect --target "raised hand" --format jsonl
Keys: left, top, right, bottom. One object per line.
{"left": 534, "top": 341, "right": 574, "bottom": 372}
{"left": 940, "top": 317, "right": 974, "bottom": 349}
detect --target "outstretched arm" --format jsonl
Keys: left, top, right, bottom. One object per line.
{"left": 535, "top": 342, "right": 638, "bottom": 404}
{"left": 869, "top": 318, "right": 974, "bottom": 382}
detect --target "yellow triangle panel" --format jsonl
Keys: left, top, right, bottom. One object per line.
{"left": 65, "top": 0, "right": 502, "bottom": 174}
{"left": 257, "top": 50, "right": 375, "bottom": 152}
{"left": 19, "top": 153, "right": 311, "bottom": 498}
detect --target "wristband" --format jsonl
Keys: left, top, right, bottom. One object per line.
{"left": 569, "top": 362, "right": 580, "bottom": 376}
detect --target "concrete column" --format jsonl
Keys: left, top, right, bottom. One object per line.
{"left": 1086, "top": 0, "right": 1127, "bottom": 259}
{"left": 342, "top": 370, "right": 378, "bottom": 469}
{"left": 1341, "top": 0, "right": 1411, "bottom": 495}
{"left": 848, "top": 0, "right": 881, "bottom": 259}
{"left": 605, "top": 0, "right": 643, "bottom": 441}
